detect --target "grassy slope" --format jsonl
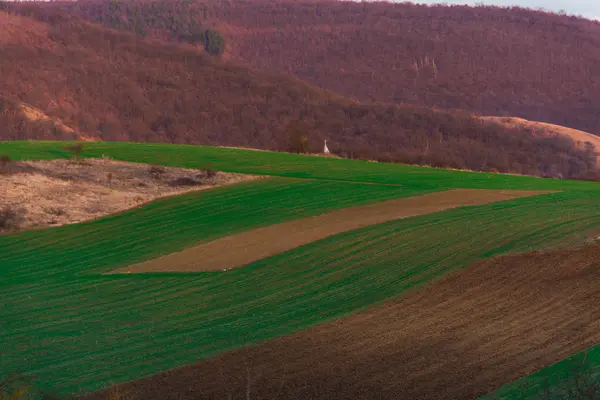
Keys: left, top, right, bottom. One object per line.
{"left": 0, "top": 141, "right": 594, "bottom": 190}
{"left": 484, "top": 347, "right": 600, "bottom": 399}
{"left": 1, "top": 141, "right": 600, "bottom": 397}
{"left": 2, "top": 178, "right": 420, "bottom": 281}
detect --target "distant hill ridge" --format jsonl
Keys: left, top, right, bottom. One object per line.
{"left": 38, "top": 0, "right": 600, "bottom": 137}
{"left": 0, "top": 5, "right": 597, "bottom": 179}
{"left": 483, "top": 116, "right": 600, "bottom": 158}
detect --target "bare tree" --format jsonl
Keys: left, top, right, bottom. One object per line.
{"left": 65, "top": 143, "right": 84, "bottom": 161}
{"left": 0, "top": 155, "right": 11, "bottom": 173}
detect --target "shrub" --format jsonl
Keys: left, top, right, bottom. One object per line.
{"left": 148, "top": 165, "right": 166, "bottom": 179}
{"left": 170, "top": 177, "right": 201, "bottom": 186}
{"left": 44, "top": 207, "right": 66, "bottom": 216}
{"left": 286, "top": 120, "right": 311, "bottom": 154}
{"left": 0, "top": 155, "right": 11, "bottom": 173}
{"left": 0, "top": 206, "right": 24, "bottom": 230}
{"left": 180, "top": 28, "right": 226, "bottom": 56}
{"left": 204, "top": 29, "right": 225, "bottom": 56}
{"left": 65, "top": 143, "right": 84, "bottom": 161}
{"left": 203, "top": 168, "right": 217, "bottom": 178}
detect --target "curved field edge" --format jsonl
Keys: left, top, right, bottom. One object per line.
{"left": 114, "top": 189, "right": 552, "bottom": 273}
{"left": 3, "top": 190, "right": 600, "bottom": 396}
{"left": 0, "top": 141, "right": 597, "bottom": 191}
{"left": 0, "top": 158, "right": 262, "bottom": 233}
{"left": 1, "top": 177, "right": 425, "bottom": 280}
{"left": 82, "top": 242, "right": 600, "bottom": 400}
{"left": 483, "top": 344, "right": 600, "bottom": 399}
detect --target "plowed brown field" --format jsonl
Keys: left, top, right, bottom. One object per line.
{"left": 86, "top": 242, "right": 600, "bottom": 400}
{"left": 113, "top": 189, "right": 548, "bottom": 273}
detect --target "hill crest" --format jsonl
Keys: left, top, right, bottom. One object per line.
{"left": 0, "top": 7, "right": 597, "bottom": 180}
{"left": 42, "top": 0, "right": 600, "bottom": 137}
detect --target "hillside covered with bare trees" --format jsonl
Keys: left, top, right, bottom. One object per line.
{"left": 35, "top": 0, "right": 600, "bottom": 137}
{"left": 0, "top": 2, "right": 598, "bottom": 179}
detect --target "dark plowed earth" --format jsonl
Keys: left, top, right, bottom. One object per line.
{"left": 83, "top": 243, "right": 600, "bottom": 400}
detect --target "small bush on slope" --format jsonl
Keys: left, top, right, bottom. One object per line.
{"left": 0, "top": 155, "right": 11, "bottom": 173}
{"left": 65, "top": 143, "right": 84, "bottom": 161}
{"left": 0, "top": 205, "right": 24, "bottom": 231}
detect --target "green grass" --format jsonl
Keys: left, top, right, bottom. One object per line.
{"left": 482, "top": 344, "right": 600, "bottom": 399}
{"left": 1, "top": 140, "right": 597, "bottom": 190}
{"left": 1, "top": 177, "right": 424, "bottom": 282}
{"left": 1, "top": 141, "right": 600, "bottom": 397}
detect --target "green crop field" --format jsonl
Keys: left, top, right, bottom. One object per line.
{"left": 0, "top": 141, "right": 594, "bottom": 190}
{"left": 2, "top": 177, "right": 426, "bottom": 281}
{"left": 1, "top": 141, "right": 600, "bottom": 398}
{"left": 483, "top": 346, "right": 600, "bottom": 399}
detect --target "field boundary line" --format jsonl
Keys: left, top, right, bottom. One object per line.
{"left": 111, "top": 189, "right": 556, "bottom": 274}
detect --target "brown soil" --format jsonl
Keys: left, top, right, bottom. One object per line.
{"left": 113, "top": 189, "right": 551, "bottom": 274}
{"left": 0, "top": 158, "right": 257, "bottom": 232}
{"left": 84, "top": 243, "right": 600, "bottom": 400}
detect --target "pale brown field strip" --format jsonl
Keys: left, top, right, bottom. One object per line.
{"left": 113, "top": 189, "right": 551, "bottom": 274}
{"left": 87, "top": 243, "right": 600, "bottom": 400}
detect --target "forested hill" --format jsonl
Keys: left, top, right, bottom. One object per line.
{"left": 0, "top": 5, "right": 597, "bottom": 179}
{"left": 36, "top": 0, "right": 600, "bottom": 137}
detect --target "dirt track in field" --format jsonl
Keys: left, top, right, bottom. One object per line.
{"left": 86, "top": 243, "right": 600, "bottom": 400}
{"left": 113, "top": 189, "right": 550, "bottom": 273}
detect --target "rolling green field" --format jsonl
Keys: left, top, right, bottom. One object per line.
{"left": 2, "top": 178, "right": 424, "bottom": 281}
{"left": 484, "top": 346, "right": 600, "bottom": 400}
{"left": 1, "top": 141, "right": 600, "bottom": 398}
{"left": 0, "top": 141, "right": 594, "bottom": 190}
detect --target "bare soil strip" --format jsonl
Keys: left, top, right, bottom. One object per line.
{"left": 113, "top": 189, "right": 550, "bottom": 274}
{"left": 86, "top": 243, "right": 600, "bottom": 400}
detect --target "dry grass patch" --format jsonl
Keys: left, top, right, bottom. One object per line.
{"left": 0, "top": 158, "right": 258, "bottom": 232}
{"left": 483, "top": 116, "right": 600, "bottom": 156}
